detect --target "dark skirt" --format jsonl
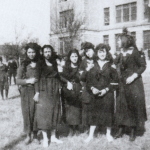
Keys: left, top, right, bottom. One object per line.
{"left": 62, "top": 82, "right": 82, "bottom": 125}
{"left": 36, "top": 78, "right": 61, "bottom": 130}
{"left": 65, "top": 104, "right": 81, "bottom": 125}
{"left": 20, "top": 86, "right": 36, "bottom": 134}
{"left": 88, "top": 92, "right": 114, "bottom": 127}
{"left": 115, "top": 77, "right": 147, "bottom": 128}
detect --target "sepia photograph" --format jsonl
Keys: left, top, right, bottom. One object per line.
{"left": 0, "top": 0, "right": 150, "bottom": 149}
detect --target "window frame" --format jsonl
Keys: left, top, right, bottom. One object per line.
{"left": 143, "top": 30, "right": 150, "bottom": 50}
{"left": 104, "top": 7, "right": 110, "bottom": 26}
{"left": 103, "top": 35, "right": 109, "bottom": 45}
{"left": 116, "top": 2, "right": 137, "bottom": 23}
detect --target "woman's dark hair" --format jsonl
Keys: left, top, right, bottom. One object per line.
{"left": 66, "top": 49, "right": 81, "bottom": 69}
{"left": 95, "top": 43, "right": 113, "bottom": 64}
{"left": 117, "top": 28, "right": 137, "bottom": 49}
{"left": 41, "top": 45, "right": 58, "bottom": 73}
{"left": 23, "top": 42, "right": 41, "bottom": 65}
{"left": 21, "top": 42, "right": 41, "bottom": 76}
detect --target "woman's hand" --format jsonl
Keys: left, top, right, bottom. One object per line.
{"left": 86, "top": 63, "right": 94, "bottom": 71}
{"left": 126, "top": 73, "right": 138, "bottom": 84}
{"left": 26, "top": 78, "right": 37, "bottom": 84}
{"left": 67, "top": 82, "right": 73, "bottom": 90}
{"left": 98, "top": 89, "right": 107, "bottom": 97}
{"left": 91, "top": 87, "right": 100, "bottom": 95}
{"left": 58, "top": 65, "right": 63, "bottom": 72}
{"left": 79, "top": 70, "right": 84, "bottom": 75}
{"left": 33, "top": 92, "right": 39, "bottom": 102}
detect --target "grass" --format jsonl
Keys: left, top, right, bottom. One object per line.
{"left": 0, "top": 61, "right": 150, "bottom": 150}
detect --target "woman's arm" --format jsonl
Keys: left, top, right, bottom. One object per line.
{"left": 134, "top": 50, "right": 146, "bottom": 76}
{"left": 16, "top": 65, "right": 27, "bottom": 85}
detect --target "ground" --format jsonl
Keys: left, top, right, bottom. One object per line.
{"left": 0, "top": 61, "right": 150, "bottom": 150}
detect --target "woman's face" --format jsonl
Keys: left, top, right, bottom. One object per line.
{"left": 43, "top": 48, "right": 52, "bottom": 59}
{"left": 117, "top": 37, "right": 122, "bottom": 48}
{"left": 97, "top": 49, "right": 107, "bottom": 60}
{"left": 86, "top": 49, "right": 94, "bottom": 58}
{"left": 27, "top": 48, "right": 36, "bottom": 60}
{"left": 70, "top": 53, "right": 78, "bottom": 64}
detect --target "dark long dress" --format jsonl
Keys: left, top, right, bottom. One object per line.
{"left": 61, "top": 66, "right": 82, "bottom": 125}
{"left": 79, "top": 58, "right": 94, "bottom": 126}
{"left": 114, "top": 49, "right": 147, "bottom": 128}
{"left": 36, "top": 64, "right": 61, "bottom": 130}
{"left": 81, "top": 62, "right": 118, "bottom": 127}
{"left": 16, "top": 64, "right": 39, "bottom": 134}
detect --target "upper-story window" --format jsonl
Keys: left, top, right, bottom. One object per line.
{"left": 144, "top": 0, "right": 149, "bottom": 19}
{"left": 59, "top": 0, "right": 67, "bottom": 2}
{"left": 60, "top": 9, "right": 73, "bottom": 28}
{"left": 104, "top": 8, "right": 110, "bottom": 26}
{"left": 103, "top": 35, "right": 109, "bottom": 44}
{"left": 143, "top": 30, "right": 150, "bottom": 49}
{"left": 116, "top": 2, "right": 137, "bottom": 23}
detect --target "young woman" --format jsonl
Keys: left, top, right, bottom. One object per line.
{"left": 36, "top": 45, "right": 63, "bottom": 148}
{"left": 79, "top": 42, "right": 95, "bottom": 132}
{"left": 60, "top": 49, "right": 82, "bottom": 136}
{"left": 0, "top": 57, "right": 9, "bottom": 100}
{"left": 16, "top": 43, "right": 40, "bottom": 144}
{"left": 81, "top": 43, "right": 118, "bottom": 142}
{"left": 114, "top": 29, "right": 147, "bottom": 141}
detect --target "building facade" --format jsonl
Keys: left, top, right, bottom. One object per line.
{"left": 50, "top": 0, "right": 150, "bottom": 54}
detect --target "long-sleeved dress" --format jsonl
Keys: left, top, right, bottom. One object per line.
{"left": 79, "top": 58, "right": 94, "bottom": 126}
{"left": 36, "top": 64, "right": 61, "bottom": 130}
{"left": 114, "top": 49, "right": 147, "bottom": 128}
{"left": 81, "top": 62, "right": 118, "bottom": 127}
{"left": 16, "top": 63, "right": 39, "bottom": 134}
{"left": 61, "top": 66, "right": 82, "bottom": 125}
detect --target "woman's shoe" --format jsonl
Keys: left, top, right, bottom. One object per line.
{"left": 25, "top": 134, "right": 32, "bottom": 145}
{"left": 129, "top": 128, "right": 136, "bottom": 142}
{"left": 114, "top": 127, "right": 123, "bottom": 139}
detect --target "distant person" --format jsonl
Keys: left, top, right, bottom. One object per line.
{"left": 19, "top": 46, "right": 26, "bottom": 65}
{"left": 0, "top": 57, "right": 9, "bottom": 100}
{"left": 8, "top": 57, "right": 17, "bottom": 85}
{"left": 148, "top": 49, "right": 150, "bottom": 60}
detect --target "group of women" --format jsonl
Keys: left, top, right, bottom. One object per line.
{"left": 16, "top": 28, "right": 147, "bottom": 148}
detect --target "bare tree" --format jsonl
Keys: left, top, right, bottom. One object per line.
{"left": 50, "top": 3, "right": 85, "bottom": 54}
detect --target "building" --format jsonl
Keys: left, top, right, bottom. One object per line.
{"left": 50, "top": 0, "right": 150, "bottom": 54}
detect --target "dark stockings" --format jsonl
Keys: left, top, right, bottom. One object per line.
{"left": 69, "top": 125, "right": 79, "bottom": 136}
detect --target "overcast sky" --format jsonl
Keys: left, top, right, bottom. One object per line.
{"left": 0, "top": 0, "right": 50, "bottom": 46}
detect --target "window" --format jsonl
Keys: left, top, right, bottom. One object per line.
{"left": 103, "top": 35, "right": 109, "bottom": 44}
{"left": 143, "top": 31, "right": 150, "bottom": 49}
{"left": 116, "top": 2, "right": 137, "bottom": 23}
{"left": 60, "top": 10, "right": 73, "bottom": 28}
{"left": 116, "top": 6, "right": 122, "bottom": 23}
{"left": 131, "top": 32, "right": 136, "bottom": 41}
{"left": 59, "top": 0, "right": 67, "bottom": 2}
{"left": 104, "top": 8, "right": 110, "bottom": 25}
{"left": 123, "top": 4, "right": 129, "bottom": 22}
{"left": 59, "top": 37, "right": 72, "bottom": 54}
{"left": 144, "top": 0, "right": 149, "bottom": 19}
{"left": 115, "top": 34, "right": 120, "bottom": 51}
{"left": 131, "top": 2, "right": 137, "bottom": 20}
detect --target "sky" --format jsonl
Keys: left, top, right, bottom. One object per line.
{"left": 0, "top": 0, "right": 50, "bottom": 46}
